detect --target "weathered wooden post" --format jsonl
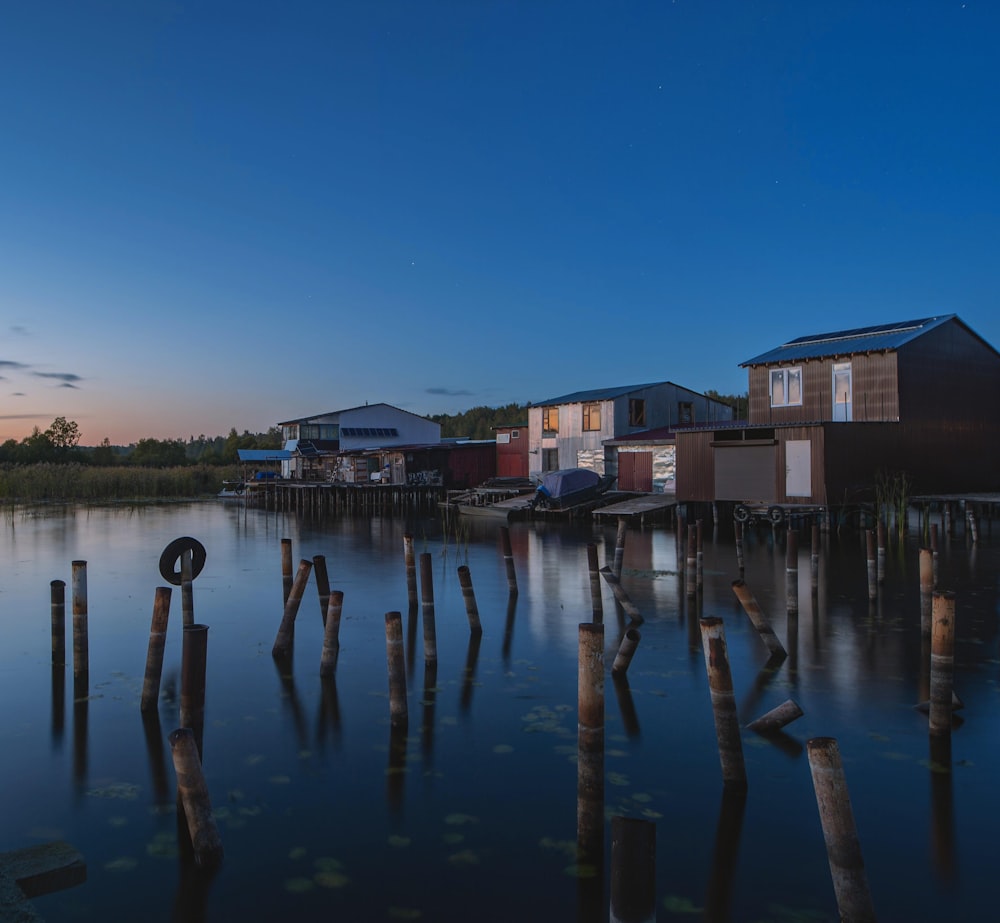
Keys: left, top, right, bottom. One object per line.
{"left": 180, "top": 624, "right": 209, "bottom": 759}
{"left": 313, "top": 554, "right": 331, "bottom": 622}
{"left": 930, "top": 522, "right": 940, "bottom": 588}
{"left": 280, "top": 538, "right": 293, "bottom": 604}
{"left": 786, "top": 529, "right": 799, "bottom": 615}
{"left": 929, "top": 591, "right": 957, "bottom": 736}
{"left": 499, "top": 526, "right": 518, "bottom": 595}
{"left": 699, "top": 617, "right": 747, "bottom": 791}
{"left": 613, "top": 517, "right": 628, "bottom": 579}
{"left": 577, "top": 622, "right": 605, "bottom": 888}
{"left": 403, "top": 534, "right": 418, "bottom": 610}
{"left": 587, "top": 543, "right": 604, "bottom": 623}
{"left": 746, "top": 699, "right": 803, "bottom": 734}
{"left": 169, "top": 727, "right": 224, "bottom": 869}
{"left": 180, "top": 548, "right": 194, "bottom": 627}
{"left": 271, "top": 559, "right": 312, "bottom": 659}
{"left": 51, "top": 579, "right": 66, "bottom": 666}
{"left": 611, "top": 627, "right": 641, "bottom": 676}
{"left": 600, "top": 566, "right": 644, "bottom": 624}
{"left": 140, "top": 587, "right": 173, "bottom": 713}
{"left": 457, "top": 565, "right": 483, "bottom": 635}
{"left": 734, "top": 520, "right": 745, "bottom": 575}
{"left": 810, "top": 523, "right": 820, "bottom": 591}
{"left": 71, "top": 560, "right": 88, "bottom": 696}
{"left": 319, "top": 590, "right": 344, "bottom": 678}
{"left": 419, "top": 552, "right": 438, "bottom": 664}
{"left": 696, "top": 519, "right": 704, "bottom": 592}
{"left": 610, "top": 816, "right": 656, "bottom": 923}
{"left": 685, "top": 525, "right": 697, "bottom": 598}
{"left": 806, "top": 737, "right": 876, "bottom": 922}
{"left": 865, "top": 530, "right": 877, "bottom": 601}
{"left": 385, "top": 611, "right": 408, "bottom": 728}
{"left": 731, "top": 580, "right": 786, "bottom": 657}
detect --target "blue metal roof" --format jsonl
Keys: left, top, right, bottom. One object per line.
{"left": 532, "top": 382, "right": 665, "bottom": 407}
{"left": 237, "top": 449, "right": 291, "bottom": 462}
{"left": 740, "top": 315, "right": 957, "bottom": 367}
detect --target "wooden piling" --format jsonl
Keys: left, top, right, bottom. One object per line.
{"left": 271, "top": 559, "right": 312, "bottom": 659}
{"left": 930, "top": 523, "right": 940, "bottom": 588}
{"left": 731, "top": 580, "right": 786, "bottom": 657}
{"left": 140, "top": 587, "right": 172, "bottom": 713}
{"left": 746, "top": 698, "right": 803, "bottom": 733}
{"left": 919, "top": 547, "right": 934, "bottom": 637}
{"left": 600, "top": 566, "right": 644, "bottom": 624}
{"left": 280, "top": 538, "right": 293, "bottom": 604}
{"left": 403, "top": 534, "right": 418, "bottom": 610}
{"left": 734, "top": 521, "right": 744, "bottom": 575}
{"left": 71, "top": 561, "right": 88, "bottom": 693}
{"left": 699, "top": 617, "right": 747, "bottom": 791}
{"left": 966, "top": 504, "right": 979, "bottom": 544}
{"left": 169, "top": 727, "right": 224, "bottom": 869}
{"left": 696, "top": 519, "right": 704, "bottom": 592}
{"left": 313, "top": 554, "right": 331, "bottom": 622}
{"left": 319, "top": 590, "right": 344, "bottom": 678}
{"left": 876, "top": 519, "right": 886, "bottom": 586}
{"left": 929, "top": 591, "right": 956, "bottom": 736}
{"left": 786, "top": 529, "right": 798, "bottom": 615}
{"left": 419, "top": 552, "right": 437, "bottom": 664}
{"left": 611, "top": 627, "right": 641, "bottom": 676}
{"left": 180, "top": 548, "right": 194, "bottom": 628}
{"left": 499, "top": 526, "right": 518, "bottom": 595}
{"left": 610, "top": 816, "right": 656, "bottom": 923}
{"left": 50, "top": 579, "right": 66, "bottom": 667}
{"left": 685, "top": 525, "right": 697, "bottom": 597}
{"left": 806, "top": 737, "right": 876, "bottom": 922}
{"left": 810, "top": 523, "right": 820, "bottom": 591}
{"left": 457, "top": 565, "right": 483, "bottom": 635}
{"left": 587, "top": 543, "right": 603, "bottom": 623}
{"left": 865, "top": 530, "right": 877, "bottom": 601}
{"left": 613, "top": 517, "right": 628, "bottom": 579}
{"left": 385, "top": 612, "right": 408, "bottom": 728}
{"left": 180, "top": 623, "right": 208, "bottom": 759}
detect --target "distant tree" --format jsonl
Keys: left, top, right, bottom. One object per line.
{"left": 705, "top": 390, "right": 749, "bottom": 421}
{"left": 45, "top": 416, "right": 81, "bottom": 452}
{"left": 129, "top": 437, "right": 188, "bottom": 467}
{"left": 91, "top": 437, "right": 116, "bottom": 466}
{"left": 429, "top": 403, "right": 528, "bottom": 440}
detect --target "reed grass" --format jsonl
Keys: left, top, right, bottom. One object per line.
{"left": 0, "top": 463, "right": 234, "bottom": 503}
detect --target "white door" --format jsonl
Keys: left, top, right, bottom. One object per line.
{"left": 833, "top": 363, "right": 852, "bottom": 422}
{"left": 785, "top": 440, "right": 812, "bottom": 498}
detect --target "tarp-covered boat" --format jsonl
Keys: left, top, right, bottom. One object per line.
{"left": 529, "top": 468, "right": 611, "bottom": 510}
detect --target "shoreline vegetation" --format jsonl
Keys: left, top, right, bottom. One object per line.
{"left": 0, "top": 463, "right": 235, "bottom": 503}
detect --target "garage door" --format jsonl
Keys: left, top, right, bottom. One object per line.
{"left": 714, "top": 445, "right": 775, "bottom": 502}
{"left": 618, "top": 451, "right": 653, "bottom": 492}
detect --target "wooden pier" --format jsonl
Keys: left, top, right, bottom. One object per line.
{"left": 593, "top": 493, "right": 678, "bottom": 525}
{"left": 243, "top": 481, "right": 445, "bottom": 516}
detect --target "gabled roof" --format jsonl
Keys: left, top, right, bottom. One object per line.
{"left": 741, "top": 315, "right": 960, "bottom": 366}
{"left": 532, "top": 382, "right": 666, "bottom": 407}
{"left": 277, "top": 403, "right": 437, "bottom": 427}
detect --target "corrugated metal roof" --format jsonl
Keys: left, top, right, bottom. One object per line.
{"left": 740, "top": 315, "right": 957, "bottom": 367}
{"left": 532, "top": 382, "right": 665, "bottom": 407}
{"left": 237, "top": 448, "right": 291, "bottom": 462}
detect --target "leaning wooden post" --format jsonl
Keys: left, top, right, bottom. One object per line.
{"left": 457, "top": 565, "right": 483, "bottom": 635}
{"left": 587, "top": 543, "right": 604, "bottom": 623}
{"left": 865, "top": 530, "right": 877, "bottom": 601}
{"left": 806, "top": 737, "right": 876, "bottom": 922}
{"left": 610, "top": 816, "right": 656, "bottom": 923}
{"left": 419, "top": 552, "right": 437, "bottom": 664}
{"left": 499, "top": 526, "right": 518, "bottom": 596}
{"left": 51, "top": 579, "right": 66, "bottom": 666}
{"left": 699, "top": 617, "right": 747, "bottom": 791}
{"left": 403, "top": 534, "right": 418, "bottom": 610}
{"left": 385, "top": 612, "right": 408, "bottom": 728}
{"left": 180, "top": 548, "right": 194, "bottom": 628}
{"left": 611, "top": 627, "right": 641, "bottom": 676}
{"left": 577, "top": 623, "right": 605, "bottom": 867}
{"left": 140, "top": 587, "right": 173, "bottom": 713}
{"left": 71, "top": 560, "right": 89, "bottom": 695}
{"left": 169, "top": 727, "right": 224, "bottom": 869}
{"left": 280, "top": 538, "right": 293, "bottom": 604}
{"left": 929, "top": 591, "right": 957, "bottom": 736}
{"left": 747, "top": 699, "right": 803, "bottom": 734}
{"left": 600, "top": 566, "right": 644, "bottom": 624}
{"left": 319, "top": 590, "right": 344, "bottom": 678}
{"left": 613, "top": 517, "right": 628, "bottom": 579}
{"left": 313, "top": 554, "right": 331, "bottom": 622}
{"left": 786, "top": 529, "right": 799, "bottom": 615}
{"left": 731, "top": 580, "right": 786, "bottom": 657}
{"left": 271, "top": 559, "right": 312, "bottom": 659}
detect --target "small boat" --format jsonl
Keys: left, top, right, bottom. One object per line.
{"left": 217, "top": 480, "right": 246, "bottom": 498}
{"left": 529, "top": 468, "right": 614, "bottom": 511}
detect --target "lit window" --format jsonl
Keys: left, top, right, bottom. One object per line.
{"left": 582, "top": 403, "right": 601, "bottom": 432}
{"left": 542, "top": 407, "right": 558, "bottom": 434}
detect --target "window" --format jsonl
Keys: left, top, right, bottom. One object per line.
{"left": 678, "top": 401, "right": 693, "bottom": 425}
{"left": 582, "top": 403, "right": 601, "bottom": 432}
{"left": 542, "top": 407, "right": 558, "bottom": 434}
{"left": 543, "top": 448, "right": 559, "bottom": 471}
{"left": 628, "top": 399, "right": 646, "bottom": 427}
{"left": 511, "top": 430, "right": 519, "bottom": 439}
{"left": 770, "top": 367, "right": 802, "bottom": 407}
{"left": 341, "top": 427, "right": 399, "bottom": 437}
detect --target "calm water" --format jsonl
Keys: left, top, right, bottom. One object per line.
{"left": 1, "top": 501, "right": 997, "bottom": 921}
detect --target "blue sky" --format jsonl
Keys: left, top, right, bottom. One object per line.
{"left": 2, "top": 1, "right": 997, "bottom": 445}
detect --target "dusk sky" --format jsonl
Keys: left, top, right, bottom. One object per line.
{"left": 2, "top": 1, "right": 998, "bottom": 446}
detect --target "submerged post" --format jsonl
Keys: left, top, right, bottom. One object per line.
{"left": 51, "top": 579, "right": 66, "bottom": 667}
{"left": 385, "top": 612, "right": 408, "bottom": 728}
{"left": 499, "top": 526, "right": 518, "bottom": 596}
{"left": 600, "top": 566, "right": 644, "bottom": 624}
{"left": 169, "top": 727, "right": 224, "bottom": 869}
{"left": 271, "top": 559, "right": 313, "bottom": 659}
{"left": 71, "top": 561, "right": 88, "bottom": 693}
{"left": 929, "top": 591, "right": 957, "bottom": 736}
{"left": 320, "top": 590, "right": 344, "bottom": 678}
{"left": 731, "top": 580, "right": 786, "bottom": 657}
{"left": 611, "top": 627, "right": 641, "bottom": 676}
{"left": 587, "top": 543, "right": 604, "bottom": 623}
{"left": 403, "top": 534, "right": 418, "bottom": 610}
{"left": 699, "top": 617, "right": 747, "bottom": 791}
{"left": 613, "top": 517, "right": 628, "bottom": 579}
{"left": 457, "top": 565, "right": 483, "bottom": 635}
{"left": 746, "top": 699, "right": 804, "bottom": 734}
{"left": 806, "top": 737, "right": 876, "bottom": 923}
{"left": 419, "top": 552, "right": 437, "bottom": 664}
{"left": 140, "top": 587, "right": 173, "bottom": 713}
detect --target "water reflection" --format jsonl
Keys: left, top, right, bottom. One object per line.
{"left": 704, "top": 788, "right": 747, "bottom": 922}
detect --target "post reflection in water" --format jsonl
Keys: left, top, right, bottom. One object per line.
{"left": 611, "top": 673, "right": 640, "bottom": 740}
{"left": 51, "top": 664, "right": 65, "bottom": 748}
{"left": 577, "top": 623, "right": 605, "bottom": 923}
{"left": 929, "top": 733, "right": 956, "bottom": 886}
{"left": 459, "top": 631, "right": 482, "bottom": 712}
{"left": 502, "top": 595, "right": 517, "bottom": 664}
{"left": 72, "top": 673, "right": 88, "bottom": 793}
{"left": 704, "top": 787, "right": 747, "bottom": 923}
{"left": 316, "top": 675, "right": 343, "bottom": 753}
{"left": 142, "top": 708, "right": 171, "bottom": 807}
{"left": 272, "top": 647, "right": 309, "bottom": 753}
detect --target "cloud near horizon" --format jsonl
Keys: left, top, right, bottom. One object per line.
{"left": 425, "top": 387, "right": 474, "bottom": 397}
{"left": 33, "top": 372, "right": 83, "bottom": 386}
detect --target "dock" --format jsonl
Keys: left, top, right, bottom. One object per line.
{"left": 592, "top": 492, "right": 678, "bottom": 524}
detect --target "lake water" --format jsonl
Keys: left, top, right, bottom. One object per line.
{"left": 1, "top": 500, "right": 997, "bottom": 921}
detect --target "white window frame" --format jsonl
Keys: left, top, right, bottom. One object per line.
{"left": 770, "top": 367, "right": 803, "bottom": 407}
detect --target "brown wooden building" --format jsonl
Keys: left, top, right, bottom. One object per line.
{"left": 677, "top": 315, "right": 1000, "bottom": 518}
{"left": 493, "top": 423, "right": 529, "bottom": 478}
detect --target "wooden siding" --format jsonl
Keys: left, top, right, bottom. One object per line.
{"left": 618, "top": 451, "right": 653, "bottom": 492}
{"left": 676, "top": 430, "right": 716, "bottom": 502}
